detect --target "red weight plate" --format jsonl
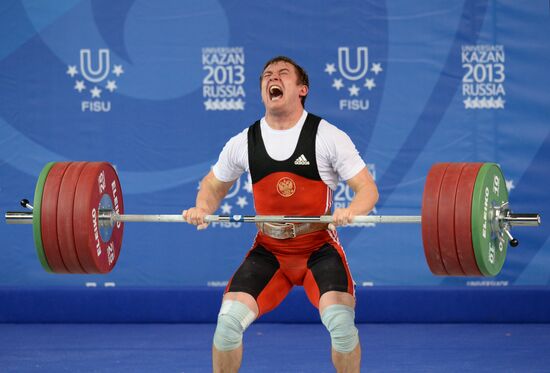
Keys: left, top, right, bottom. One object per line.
{"left": 41, "top": 162, "right": 72, "bottom": 273}
{"left": 57, "top": 162, "right": 88, "bottom": 273}
{"left": 421, "top": 163, "right": 449, "bottom": 275}
{"left": 73, "top": 162, "right": 124, "bottom": 273}
{"left": 455, "top": 163, "right": 483, "bottom": 276}
{"left": 437, "top": 163, "right": 466, "bottom": 276}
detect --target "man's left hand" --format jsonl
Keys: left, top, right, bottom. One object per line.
{"left": 330, "top": 207, "right": 355, "bottom": 229}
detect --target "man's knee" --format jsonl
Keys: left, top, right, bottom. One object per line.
{"left": 321, "top": 304, "right": 359, "bottom": 353}
{"left": 213, "top": 300, "right": 256, "bottom": 351}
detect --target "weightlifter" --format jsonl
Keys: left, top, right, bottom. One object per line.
{"left": 183, "top": 56, "right": 378, "bottom": 373}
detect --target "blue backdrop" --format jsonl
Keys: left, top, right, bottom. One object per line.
{"left": 1, "top": 0, "right": 549, "bottom": 291}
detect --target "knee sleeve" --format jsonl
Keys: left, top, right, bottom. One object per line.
{"left": 213, "top": 300, "right": 256, "bottom": 351}
{"left": 321, "top": 304, "right": 359, "bottom": 353}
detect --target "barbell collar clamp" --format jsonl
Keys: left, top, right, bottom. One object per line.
{"left": 502, "top": 227, "right": 519, "bottom": 247}
{"left": 20, "top": 199, "right": 33, "bottom": 211}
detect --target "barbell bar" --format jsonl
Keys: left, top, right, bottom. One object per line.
{"left": 4, "top": 161, "right": 541, "bottom": 276}
{"left": 6, "top": 211, "right": 539, "bottom": 226}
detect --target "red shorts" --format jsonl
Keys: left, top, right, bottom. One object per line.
{"left": 225, "top": 230, "right": 355, "bottom": 316}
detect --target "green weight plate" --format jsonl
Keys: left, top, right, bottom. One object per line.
{"left": 32, "top": 162, "right": 56, "bottom": 272}
{"left": 471, "top": 163, "right": 509, "bottom": 276}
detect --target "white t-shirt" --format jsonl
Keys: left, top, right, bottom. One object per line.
{"left": 212, "top": 110, "right": 366, "bottom": 190}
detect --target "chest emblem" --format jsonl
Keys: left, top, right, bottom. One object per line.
{"left": 276, "top": 177, "right": 296, "bottom": 197}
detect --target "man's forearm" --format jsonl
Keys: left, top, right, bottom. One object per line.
{"left": 195, "top": 172, "right": 234, "bottom": 214}
{"left": 348, "top": 186, "right": 378, "bottom": 216}
{"left": 195, "top": 188, "right": 224, "bottom": 214}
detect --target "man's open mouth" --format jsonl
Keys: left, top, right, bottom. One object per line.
{"left": 269, "top": 85, "right": 283, "bottom": 101}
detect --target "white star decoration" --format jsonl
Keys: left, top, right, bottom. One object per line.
{"left": 364, "top": 78, "right": 376, "bottom": 90}
{"left": 204, "top": 99, "right": 245, "bottom": 111}
{"left": 74, "top": 80, "right": 86, "bottom": 92}
{"left": 371, "top": 63, "right": 383, "bottom": 75}
{"left": 324, "top": 63, "right": 337, "bottom": 75}
{"left": 105, "top": 80, "right": 117, "bottom": 92}
{"left": 505, "top": 179, "right": 515, "bottom": 192}
{"left": 68, "top": 58, "right": 124, "bottom": 100}
{"left": 325, "top": 60, "right": 382, "bottom": 95}
{"left": 463, "top": 96, "right": 505, "bottom": 109}
{"left": 90, "top": 86, "right": 102, "bottom": 98}
{"left": 332, "top": 79, "right": 344, "bottom": 90}
{"left": 348, "top": 84, "right": 360, "bottom": 96}
{"left": 66, "top": 65, "right": 78, "bottom": 77}
{"left": 112, "top": 65, "right": 124, "bottom": 77}
{"left": 220, "top": 202, "right": 232, "bottom": 214}
{"left": 236, "top": 196, "right": 248, "bottom": 208}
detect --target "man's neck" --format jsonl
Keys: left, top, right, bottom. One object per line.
{"left": 264, "top": 107, "right": 304, "bottom": 130}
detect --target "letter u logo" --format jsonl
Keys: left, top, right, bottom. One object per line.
{"left": 80, "top": 49, "right": 110, "bottom": 83}
{"left": 338, "top": 47, "right": 369, "bottom": 81}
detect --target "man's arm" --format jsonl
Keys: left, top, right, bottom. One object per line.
{"left": 182, "top": 170, "right": 236, "bottom": 230}
{"left": 332, "top": 167, "right": 379, "bottom": 226}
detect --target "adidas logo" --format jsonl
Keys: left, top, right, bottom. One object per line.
{"left": 294, "top": 154, "right": 310, "bottom": 165}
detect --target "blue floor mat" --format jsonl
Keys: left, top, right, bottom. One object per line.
{"left": 1, "top": 323, "right": 549, "bottom": 372}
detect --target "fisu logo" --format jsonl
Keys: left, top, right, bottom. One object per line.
{"left": 338, "top": 47, "right": 369, "bottom": 81}
{"left": 324, "top": 47, "right": 383, "bottom": 111}
{"left": 80, "top": 49, "right": 110, "bottom": 83}
{"left": 66, "top": 49, "right": 124, "bottom": 112}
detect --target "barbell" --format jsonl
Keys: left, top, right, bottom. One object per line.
{"left": 5, "top": 161, "right": 540, "bottom": 276}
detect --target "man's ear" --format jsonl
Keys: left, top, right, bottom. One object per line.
{"left": 299, "top": 85, "right": 309, "bottom": 97}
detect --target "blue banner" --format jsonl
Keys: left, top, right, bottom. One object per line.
{"left": 1, "top": 0, "right": 548, "bottom": 288}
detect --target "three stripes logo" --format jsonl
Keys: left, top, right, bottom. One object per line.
{"left": 294, "top": 154, "right": 310, "bottom": 166}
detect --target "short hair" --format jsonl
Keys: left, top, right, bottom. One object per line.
{"left": 260, "top": 56, "right": 309, "bottom": 106}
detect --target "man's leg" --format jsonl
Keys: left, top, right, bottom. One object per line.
{"left": 213, "top": 244, "right": 292, "bottom": 372}
{"left": 319, "top": 291, "right": 360, "bottom": 373}
{"left": 212, "top": 292, "right": 258, "bottom": 373}
{"left": 303, "top": 243, "right": 360, "bottom": 372}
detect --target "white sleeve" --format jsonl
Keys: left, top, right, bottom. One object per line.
{"left": 211, "top": 128, "right": 249, "bottom": 182}
{"left": 317, "top": 120, "right": 366, "bottom": 183}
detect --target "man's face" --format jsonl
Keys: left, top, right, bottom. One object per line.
{"left": 261, "top": 61, "right": 308, "bottom": 113}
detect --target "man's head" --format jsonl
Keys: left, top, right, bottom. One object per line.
{"left": 260, "top": 56, "right": 309, "bottom": 110}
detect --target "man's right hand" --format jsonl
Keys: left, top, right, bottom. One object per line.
{"left": 182, "top": 207, "right": 210, "bottom": 230}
